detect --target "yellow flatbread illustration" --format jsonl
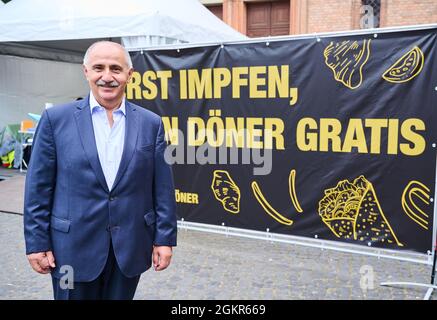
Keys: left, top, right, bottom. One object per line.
{"left": 401, "top": 180, "right": 430, "bottom": 230}
{"left": 323, "top": 39, "right": 371, "bottom": 89}
{"left": 318, "top": 175, "right": 402, "bottom": 246}
{"left": 251, "top": 181, "right": 293, "bottom": 226}
{"left": 289, "top": 169, "right": 303, "bottom": 213}
{"left": 382, "top": 46, "right": 424, "bottom": 83}
{"left": 211, "top": 170, "right": 241, "bottom": 214}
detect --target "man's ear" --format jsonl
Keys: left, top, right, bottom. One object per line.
{"left": 83, "top": 64, "right": 89, "bottom": 80}
{"left": 127, "top": 68, "right": 134, "bottom": 83}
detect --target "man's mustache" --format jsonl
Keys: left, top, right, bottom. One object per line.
{"left": 96, "top": 79, "right": 120, "bottom": 87}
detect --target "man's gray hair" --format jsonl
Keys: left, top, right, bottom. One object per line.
{"left": 83, "top": 41, "right": 133, "bottom": 68}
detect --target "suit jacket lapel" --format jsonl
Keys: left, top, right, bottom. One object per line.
{"left": 111, "top": 101, "right": 139, "bottom": 191}
{"left": 74, "top": 96, "right": 109, "bottom": 193}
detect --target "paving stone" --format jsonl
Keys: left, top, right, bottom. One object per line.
{"left": 0, "top": 211, "right": 435, "bottom": 300}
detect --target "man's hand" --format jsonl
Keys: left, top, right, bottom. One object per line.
{"left": 27, "top": 251, "right": 56, "bottom": 274}
{"left": 152, "top": 246, "right": 173, "bottom": 271}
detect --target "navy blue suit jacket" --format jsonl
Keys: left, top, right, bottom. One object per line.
{"left": 23, "top": 97, "right": 177, "bottom": 282}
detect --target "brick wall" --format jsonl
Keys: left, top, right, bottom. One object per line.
{"left": 383, "top": 0, "right": 437, "bottom": 27}
{"left": 306, "top": 0, "right": 358, "bottom": 33}
{"left": 297, "top": 0, "right": 437, "bottom": 34}
{"left": 202, "top": 0, "right": 437, "bottom": 36}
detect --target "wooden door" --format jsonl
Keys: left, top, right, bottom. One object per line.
{"left": 247, "top": 1, "right": 290, "bottom": 37}
{"left": 207, "top": 4, "right": 223, "bottom": 21}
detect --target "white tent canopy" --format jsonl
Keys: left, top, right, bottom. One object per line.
{"left": 0, "top": 0, "right": 246, "bottom": 50}
{"left": 0, "top": 0, "right": 246, "bottom": 128}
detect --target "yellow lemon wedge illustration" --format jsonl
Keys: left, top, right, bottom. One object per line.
{"left": 318, "top": 175, "right": 403, "bottom": 246}
{"left": 211, "top": 170, "right": 241, "bottom": 214}
{"left": 324, "top": 39, "right": 371, "bottom": 89}
{"left": 382, "top": 46, "right": 424, "bottom": 83}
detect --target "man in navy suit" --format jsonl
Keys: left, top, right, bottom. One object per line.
{"left": 23, "top": 41, "right": 177, "bottom": 300}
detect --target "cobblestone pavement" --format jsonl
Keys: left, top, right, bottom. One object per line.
{"left": 0, "top": 212, "right": 435, "bottom": 300}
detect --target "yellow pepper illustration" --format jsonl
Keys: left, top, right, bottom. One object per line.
{"left": 211, "top": 170, "right": 241, "bottom": 214}
{"left": 323, "top": 39, "right": 371, "bottom": 89}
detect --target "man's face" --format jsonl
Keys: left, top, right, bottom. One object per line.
{"left": 83, "top": 43, "right": 133, "bottom": 108}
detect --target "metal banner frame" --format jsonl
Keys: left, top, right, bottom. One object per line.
{"left": 129, "top": 24, "right": 437, "bottom": 296}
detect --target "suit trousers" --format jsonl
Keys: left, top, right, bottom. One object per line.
{"left": 51, "top": 241, "right": 141, "bottom": 300}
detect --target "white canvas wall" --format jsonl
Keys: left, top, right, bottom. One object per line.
{"left": 0, "top": 55, "right": 88, "bottom": 127}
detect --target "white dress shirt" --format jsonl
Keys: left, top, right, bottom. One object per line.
{"left": 89, "top": 93, "right": 126, "bottom": 190}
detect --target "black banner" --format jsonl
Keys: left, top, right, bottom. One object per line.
{"left": 128, "top": 27, "right": 437, "bottom": 253}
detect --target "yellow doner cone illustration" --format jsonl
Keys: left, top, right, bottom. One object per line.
{"left": 318, "top": 175, "right": 402, "bottom": 246}
{"left": 323, "top": 39, "right": 371, "bottom": 89}
{"left": 211, "top": 170, "right": 241, "bottom": 214}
